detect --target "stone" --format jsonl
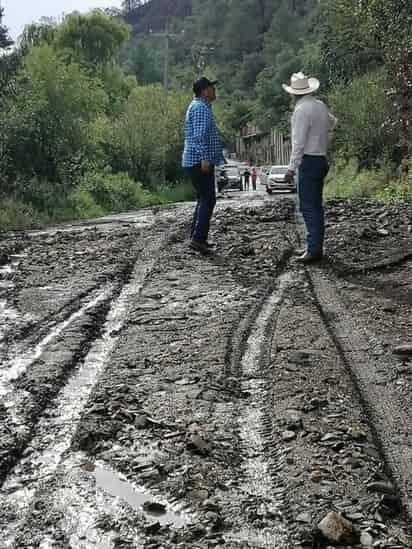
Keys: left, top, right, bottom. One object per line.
{"left": 360, "top": 531, "right": 373, "bottom": 547}
{"left": 348, "top": 428, "right": 367, "bottom": 441}
{"left": 318, "top": 512, "right": 354, "bottom": 543}
{"left": 135, "top": 414, "right": 148, "bottom": 429}
{"left": 188, "top": 433, "right": 209, "bottom": 455}
{"left": 296, "top": 512, "right": 312, "bottom": 524}
{"left": 310, "top": 470, "right": 322, "bottom": 483}
{"left": 284, "top": 409, "right": 303, "bottom": 431}
{"left": 393, "top": 343, "right": 412, "bottom": 356}
{"left": 367, "top": 481, "right": 396, "bottom": 495}
{"left": 192, "top": 489, "right": 209, "bottom": 502}
{"left": 281, "top": 430, "right": 297, "bottom": 442}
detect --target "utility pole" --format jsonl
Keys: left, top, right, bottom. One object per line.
{"left": 149, "top": 21, "right": 182, "bottom": 97}
{"left": 149, "top": 22, "right": 183, "bottom": 183}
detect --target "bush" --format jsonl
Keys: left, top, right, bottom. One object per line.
{"left": 68, "top": 188, "right": 105, "bottom": 219}
{"left": 78, "top": 171, "right": 151, "bottom": 212}
{"left": 325, "top": 158, "right": 411, "bottom": 200}
{"left": 3, "top": 44, "right": 108, "bottom": 188}
{"left": 148, "top": 182, "right": 194, "bottom": 205}
{"left": 0, "top": 199, "right": 43, "bottom": 230}
{"left": 328, "top": 70, "right": 397, "bottom": 167}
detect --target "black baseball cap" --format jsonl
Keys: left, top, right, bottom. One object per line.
{"left": 193, "top": 77, "right": 218, "bottom": 95}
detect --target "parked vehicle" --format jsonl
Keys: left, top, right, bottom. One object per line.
{"left": 265, "top": 165, "right": 297, "bottom": 194}
{"left": 217, "top": 165, "right": 243, "bottom": 191}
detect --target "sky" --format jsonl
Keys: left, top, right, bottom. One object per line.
{"left": 2, "top": 0, "right": 123, "bottom": 40}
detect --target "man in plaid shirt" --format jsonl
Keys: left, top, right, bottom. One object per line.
{"left": 183, "top": 77, "right": 225, "bottom": 255}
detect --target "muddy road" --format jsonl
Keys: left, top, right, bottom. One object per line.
{"left": 0, "top": 190, "right": 411, "bottom": 549}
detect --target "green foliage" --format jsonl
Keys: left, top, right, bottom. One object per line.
{"left": 326, "top": 158, "right": 412, "bottom": 202}
{"left": 108, "top": 85, "right": 188, "bottom": 185}
{"left": 0, "top": 8, "right": 13, "bottom": 50}
{"left": 325, "top": 159, "right": 390, "bottom": 198}
{"left": 77, "top": 171, "right": 150, "bottom": 211}
{"left": 328, "top": 70, "right": 397, "bottom": 168}
{"left": 319, "top": 0, "right": 382, "bottom": 84}
{"left": 0, "top": 199, "right": 41, "bottom": 230}
{"left": 19, "top": 21, "right": 57, "bottom": 52}
{"left": 2, "top": 44, "right": 107, "bottom": 189}
{"left": 55, "top": 10, "right": 130, "bottom": 69}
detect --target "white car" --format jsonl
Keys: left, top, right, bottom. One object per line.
{"left": 266, "top": 165, "right": 297, "bottom": 194}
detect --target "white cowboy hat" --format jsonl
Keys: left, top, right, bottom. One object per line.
{"left": 282, "top": 72, "right": 320, "bottom": 95}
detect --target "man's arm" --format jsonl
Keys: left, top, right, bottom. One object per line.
{"left": 287, "top": 106, "right": 311, "bottom": 175}
{"left": 328, "top": 110, "right": 338, "bottom": 131}
{"left": 191, "top": 105, "right": 213, "bottom": 171}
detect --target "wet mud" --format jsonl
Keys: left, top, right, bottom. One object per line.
{"left": 0, "top": 194, "right": 411, "bottom": 548}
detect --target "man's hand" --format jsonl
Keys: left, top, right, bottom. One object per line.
{"left": 284, "top": 169, "right": 295, "bottom": 184}
{"left": 201, "top": 160, "right": 212, "bottom": 173}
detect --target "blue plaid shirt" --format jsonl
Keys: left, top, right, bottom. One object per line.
{"left": 182, "top": 97, "right": 225, "bottom": 168}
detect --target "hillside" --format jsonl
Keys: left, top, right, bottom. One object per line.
{"left": 123, "top": 0, "right": 192, "bottom": 33}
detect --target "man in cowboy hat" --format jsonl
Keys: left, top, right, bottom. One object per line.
{"left": 283, "top": 72, "right": 337, "bottom": 263}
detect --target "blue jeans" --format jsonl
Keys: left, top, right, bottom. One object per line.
{"left": 185, "top": 164, "right": 216, "bottom": 243}
{"left": 298, "top": 155, "right": 329, "bottom": 255}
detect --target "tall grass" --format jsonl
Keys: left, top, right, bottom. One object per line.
{"left": 325, "top": 159, "right": 412, "bottom": 201}
{"left": 0, "top": 173, "right": 194, "bottom": 231}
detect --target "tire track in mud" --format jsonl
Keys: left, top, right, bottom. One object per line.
{"left": 0, "top": 281, "right": 105, "bottom": 350}
{"left": 0, "top": 235, "right": 166, "bottom": 547}
{"left": 307, "top": 267, "right": 412, "bottom": 519}
{"left": 0, "top": 296, "right": 113, "bottom": 485}
{"left": 294, "top": 213, "right": 412, "bottom": 520}
{"left": 222, "top": 270, "right": 295, "bottom": 548}
{"left": 0, "top": 286, "right": 113, "bottom": 398}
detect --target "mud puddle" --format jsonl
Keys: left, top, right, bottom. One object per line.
{"left": 95, "top": 465, "right": 189, "bottom": 528}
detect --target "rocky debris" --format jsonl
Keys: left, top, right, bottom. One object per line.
{"left": 0, "top": 197, "right": 411, "bottom": 547}
{"left": 281, "top": 430, "right": 297, "bottom": 442}
{"left": 367, "top": 482, "right": 397, "bottom": 495}
{"left": 187, "top": 433, "right": 210, "bottom": 456}
{"left": 318, "top": 511, "right": 355, "bottom": 544}
{"left": 360, "top": 531, "right": 374, "bottom": 547}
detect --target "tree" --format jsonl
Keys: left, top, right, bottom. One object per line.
{"left": 3, "top": 45, "right": 108, "bottom": 193}
{"left": 55, "top": 10, "right": 129, "bottom": 69}
{"left": 365, "top": 0, "right": 412, "bottom": 156}
{"left": 0, "top": 8, "right": 13, "bottom": 50}
{"left": 108, "top": 85, "right": 187, "bottom": 184}
{"left": 122, "top": 1, "right": 145, "bottom": 14}
{"left": 19, "top": 20, "right": 57, "bottom": 53}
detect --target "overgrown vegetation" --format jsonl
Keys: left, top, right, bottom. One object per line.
{"left": 0, "top": 9, "right": 193, "bottom": 230}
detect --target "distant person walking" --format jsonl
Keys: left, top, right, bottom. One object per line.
{"left": 182, "top": 77, "right": 225, "bottom": 255}
{"left": 283, "top": 72, "right": 337, "bottom": 264}
{"left": 251, "top": 167, "right": 257, "bottom": 191}
{"left": 243, "top": 167, "right": 251, "bottom": 191}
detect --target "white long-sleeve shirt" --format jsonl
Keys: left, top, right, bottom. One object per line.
{"left": 288, "top": 95, "right": 337, "bottom": 172}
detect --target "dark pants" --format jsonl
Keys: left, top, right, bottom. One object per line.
{"left": 244, "top": 176, "right": 250, "bottom": 190}
{"left": 252, "top": 177, "right": 257, "bottom": 191}
{"left": 185, "top": 164, "right": 216, "bottom": 243}
{"left": 298, "top": 155, "right": 329, "bottom": 255}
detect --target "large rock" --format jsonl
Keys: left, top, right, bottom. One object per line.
{"left": 318, "top": 512, "right": 354, "bottom": 543}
